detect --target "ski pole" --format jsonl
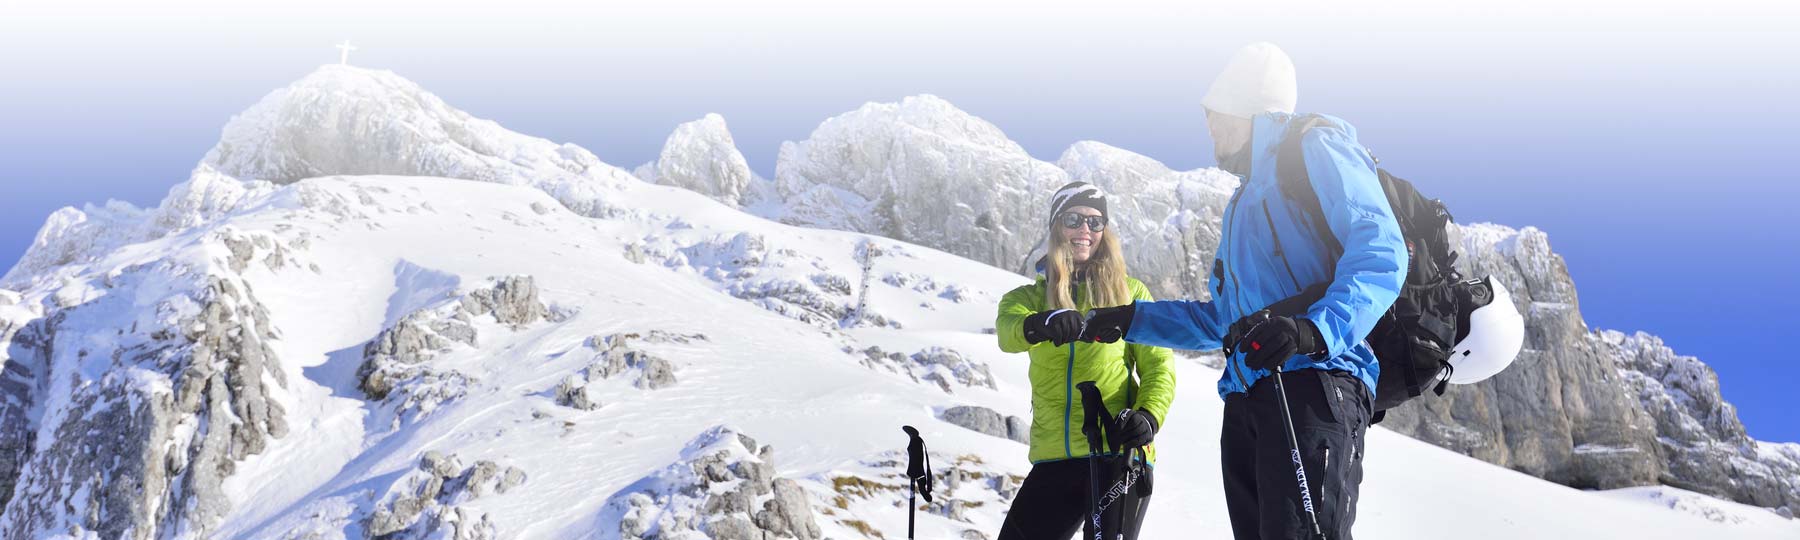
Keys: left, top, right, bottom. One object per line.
{"left": 1270, "top": 368, "right": 1329, "bottom": 540}
{"left": 1076, "top": 380, "right": 1110, "bottom": 540}
{"left": 901, "top": 425, "right": 932, "bottom": 539}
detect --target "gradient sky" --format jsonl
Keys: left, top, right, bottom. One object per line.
{"left": 3, "top": 1, "right": 1797, "bottom": 440}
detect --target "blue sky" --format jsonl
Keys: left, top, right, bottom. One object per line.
{"left": 3, "top": 1, "right": 1797, "bottom": 440}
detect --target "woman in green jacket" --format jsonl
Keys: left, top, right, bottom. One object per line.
{"left": 994, "top": 182, "right": 1176, "bottom": 540}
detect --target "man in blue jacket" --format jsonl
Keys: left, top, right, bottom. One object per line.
{"left": 1082, "top": 42, "right": 1406, "bottom": 540}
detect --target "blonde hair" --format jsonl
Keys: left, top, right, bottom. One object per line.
{"left": 1045, "top": 220, "right": 1132, "bottom": 311}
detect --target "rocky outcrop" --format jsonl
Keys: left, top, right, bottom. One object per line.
{"left": 554, "top": 331, "right": 701, "bottom": 410}
{"left": 3, "top": 166, "right": 277, "bottom": 288}
{"left": 648, "top": 230, "right": 904, "bottom": 330}
{"left": 854, "top": 345, "right": 996, "bottom": 394}
{"left": 0, "top": 271, "right": 288, "bottom": 539}
{"left": 609, "top": 427, "right": 821, "bottom": 540}
{"left": 364, "top": 451, "right": 527, "bottom": 540}
{"left": 361, "top": 275, "right": 560, "bottom": 424}
{"left": 1609, "top": 330, "right": 1800, "bottom": 516}
{"left": 635, "top": 114, "right": 759, "bottom": 207}
{"left": 941, "top": 405, "right": 1030, "bottom": 444}
{"left": 0, "top": 314, "right": 45, "bottom": 515}
{"left": 770, "top": 95, "right": 1069, "bottom": 273}
{"left": 826, "top": 454, "right": 1022, "bottom": 538}
{"left": 1379, "top": 224, "right": 1796, "bottom": 515}
{"left": 1381, "top": 225, "right": 1663, "bottom": 489}
{"left": 199, "top": 65, "right": 638, "bottom": 221}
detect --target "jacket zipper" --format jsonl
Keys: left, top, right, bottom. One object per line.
{"left": 1063, "top": 281, "right": 1083, "bottom": 459}
{"left": 1064, "top": 341, "right": 1075, "bottom": 459}
{"left": 1222, "top": 186, "right": 1253, "bottom": 393}
{"left": 1262, "top": 199, "right": 1306, "bottom": 293}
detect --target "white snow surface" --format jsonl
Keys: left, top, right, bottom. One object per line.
{"left": 0, "top": 65, "right": 1795, "bottom": 539}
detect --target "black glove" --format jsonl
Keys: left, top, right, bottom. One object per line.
{"left": 1235, "top": 314, "right": 1324, "bottom": 372}
{"left": 1111, "top": 409, "right": 1158, "bottom": 449}
{"left": 1079, "top": 303, "right": 1136, "bottom": 343}
{"left": 1023, "top": 309, "right": 1084, "bottom": 346}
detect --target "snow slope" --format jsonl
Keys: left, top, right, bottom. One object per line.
{"left": 0, "top": 65, "right": 1795, "bottom": 539}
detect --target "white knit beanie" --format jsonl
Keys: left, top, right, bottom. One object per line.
{"left": 1201, "top": 42, "right": 1298, "bottom": 119}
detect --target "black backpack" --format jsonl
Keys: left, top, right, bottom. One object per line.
{"left": 1258, "top": 114, "right": 1478, "bottom": 423}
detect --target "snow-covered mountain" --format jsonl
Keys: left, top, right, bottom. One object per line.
{"left": 0, "top": 65, "right": 1794, "bottom": 540}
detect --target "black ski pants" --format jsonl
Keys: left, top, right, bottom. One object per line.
{"left": 997, "top": 455, "right": 1151, "bottom": 540}
{"left": 1221, "top": 369, "right": 1371, "bottom": 540}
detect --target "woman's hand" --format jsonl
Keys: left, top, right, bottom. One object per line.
{"left": 1113, "top": 409, "right": 1158, "bottom": 449}
{"left": 1023, "top": 309, "right": 1084, "bottom": 346}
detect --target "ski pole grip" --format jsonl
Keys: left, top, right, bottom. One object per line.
{"left": 902, "top": 425, "right": 933, "bottom": 503}
{"left": 1075, "top": 381, "right": 1110, "bottom": 454}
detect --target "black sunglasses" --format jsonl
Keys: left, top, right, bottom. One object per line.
{"left": 1059, "top": 212, "right": 1107, "bottom": 232}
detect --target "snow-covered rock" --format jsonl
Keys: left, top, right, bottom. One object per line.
{"left": 1610, "top": 330, "right": 1800, "bottom": 516}
{"left": 1, "top": 269, "right": 289, "bottom": 539}
{"left": 201, "top": 64, "right": 638, "bottom": 220}
{"left": 635, "top": 114, "right": 760, "bottom": 208}
{"left": 1379, "top": 223, "right": 1799, "bottom": 515}
{"left": 602, "top": 426, "right": 821, "bottom": 540}
{"left": 769, "top": 95, "right": 1069, "bottom": 272}
{"left": 940, "top": 406, "right": 1029, "bottom": 445}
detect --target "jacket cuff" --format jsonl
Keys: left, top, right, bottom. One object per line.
{"left": 1298, "top": 318, "right": 1328, "bottom": 359}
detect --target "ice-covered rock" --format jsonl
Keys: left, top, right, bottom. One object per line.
{"left": 1608, "top": 330, "right": 1800, "bottom": 514}
{"left": 0, "top": 269, "right": 288, "bottom": 539}
{"left": 364, "top": 451, "right": 523, "bottom": 539}
{"left": 603, "top": 426, "right": 820, "bottom": 540}
{"left": 770, "top": 95, "right": 1069, "bottom": 271}
{"left": 635, "top": 113, "right": 760, "bottom": 207}
{"left": 200, "top": 64, "right": 638, "bottom": 220}
{"left": 855, "top": 345, "right": 996, "bottom": 393}
{"left": 2, "top": 166, "right": 279, "bottom": 288}
{"left": 361, "top": 274, "right": 558, "bottom": 425}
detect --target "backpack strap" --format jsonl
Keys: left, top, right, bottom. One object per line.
{"left": 1275, "top": 114, "right": 1345, "bottom": 263}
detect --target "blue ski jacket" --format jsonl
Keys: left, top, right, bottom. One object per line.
{"left": 1126, "top": 112, "right": 1407, "bottom": 400}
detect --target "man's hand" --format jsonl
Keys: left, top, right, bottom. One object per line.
{"left": 1079, "top": 303, "right": 1136, "bottom": 343}
{"left": 1234, "top": 314, "right": 1324, "bottom": 372}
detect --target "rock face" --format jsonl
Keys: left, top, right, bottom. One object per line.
{"left": 199, "top": 64, "right": 638, "bottom": 220}
{"left": 364, "top": 451, "right": 526, "bottom": 539}
{"left": 1378, "top": 224, "right": 1797, "bottom": 515}
{"left": 770, "top": 95, "right": 1069, "bottom": 273}
{"left": 735, "top": 97, "right": 1237, "bottom": 304}
{"left": 609, "top": 426, "right": 821, "bottom": 540}
{"left": 1380, "top": 225, "right": 1662, "bottom": 489}
{"left": 854, "top": 345, "right": 996, "bottom": 394}
{"left": 1609, "top": 330, "right": 1800, "bottom": 515}
{"left": 941, "top": 405, "right": 1030, "bottom": 444}
{"left": 0, "top": 270, "right": 289, "bottom": 539}
{"left": 3, "top": 166, "right": 276, "bottom": 287}
{"left": 635, "top": 114, "right": 759, "bottom": 207}
{"left": 361, "top": 275, "right": 559, "bottom": 424}
{"left": 555, "top": 331, "right": 701, "bottom": 410}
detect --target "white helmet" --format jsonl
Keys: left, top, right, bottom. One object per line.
{"left": 1446, "top": 277, "right": 1526, "bottom": 384}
